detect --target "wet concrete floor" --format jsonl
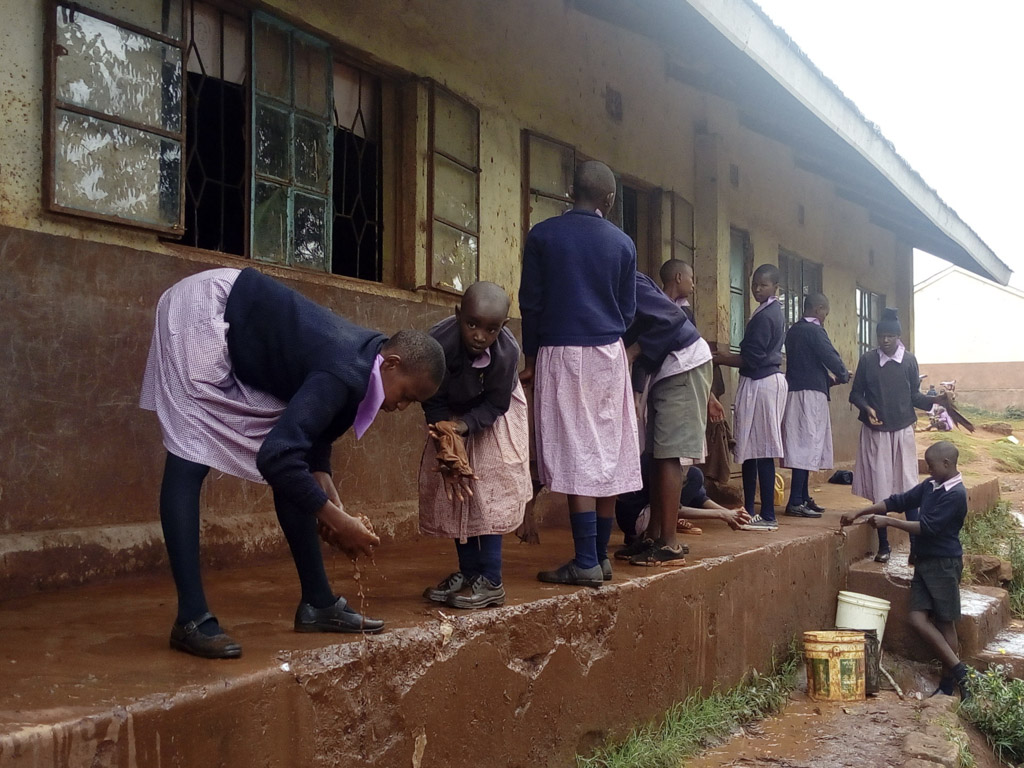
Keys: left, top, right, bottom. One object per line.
{"left": 0, "top": 483, "right": 873, "bottom": 766}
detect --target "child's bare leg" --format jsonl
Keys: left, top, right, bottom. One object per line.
{"left": 908, "top": 610, "right": 960, "bottom": 669}
{"left": 653, "top": 457, "right": 684, "bottom": 548}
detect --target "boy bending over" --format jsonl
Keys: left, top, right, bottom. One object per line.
{"left": 841, "top": 441, "right": 971, "bottom": 699}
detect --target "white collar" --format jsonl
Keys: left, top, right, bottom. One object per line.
{"left": 878, "top": 341, "right": 905, "bottom": 366}
{"left": 932, "top": 473, "right": 963, "bottom": 492}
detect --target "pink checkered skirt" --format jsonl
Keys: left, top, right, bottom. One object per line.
{"left": 782, "top": 390, "right": 834, "bottom": 470}
{"left": 418, "top": 380, "right": 533, "bottom": 539}
{"left": 139, "top": 269, "right": 286, "bottom": 482}
{"left": 852, "top": 424, "right": 918, "bottom": 503}
{"left": 732, "top": 372, "right": 787, "bottom": 462}
{"left": 533, "top": 342, "right": 642, "bottom": 497}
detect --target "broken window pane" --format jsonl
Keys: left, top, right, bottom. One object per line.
{"left": 293, "top": 193, "right": 328, "bottom": 270}
{"left": 82, "top": 0, "right": 183, "bottom": 39}
{"left": 432, "top": 220, "right": 477, "bottom": 294}
{"left": 528, "top": 135, "right": 573, "bottom": 200}
{"left": 254, "top": 102, "right": 290, "bottom": 181}
{"left": 528, "top": 193, "right": 570, "bottom": 230}
{"left": 252, "top": 181, "right": 288, "bottom": 264}
{"left": 56, "top": 7, "right": 182, "bottom": 133}
{"left": 54, "top": 110, "right": 181, "bottom": 227}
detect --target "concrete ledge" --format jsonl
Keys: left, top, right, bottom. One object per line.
{"left": 0, "top": 507, "right": 874, "bottom": 768}
{"left": 975, "top": 623, "right": 1024, "bottom": 678}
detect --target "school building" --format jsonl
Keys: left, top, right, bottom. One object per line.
{"left": 914, "top": 265, "right": 1024, "bottom": 411}
{"left": 0, "top": 0, "right": 1010, "bottom": 598}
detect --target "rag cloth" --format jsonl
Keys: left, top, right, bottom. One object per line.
{"left": 419, "top": 381, "right": 532, "bottom": 540}
{"left": 432, "top": 421, "right": 474, "bottom": 480}
{"left": 140, "top": 268, "right": 286, "bottom": 482}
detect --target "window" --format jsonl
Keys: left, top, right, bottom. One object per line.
{"left": 729, "top": 228, "right": 752, "bottom": 352}
{"left": 250, "top": 13, "right": 333, "bottom": 270}
{"left": 778, "top": 249, "right": 823, "bottom": 328}
{"left": 856, "top": 287, "right": 885, "bottom": 357}
{"left": 47, "top": 1, "right": 186, "bottom": 232}
{"left": 617, "top": 182, "right": 651, "bottom": 270}
{"left": 181, "top": 1, "right": 246, "bottom": 254}
{"left": 524, "top": 133, "right": 574, "bottom": 231}
{"left": 429, "top": 84, "right": 479, "bottom": 294}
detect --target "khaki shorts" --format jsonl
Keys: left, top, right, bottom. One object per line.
{"left": 647, "top": 360, "right": 712, "bottom": 460}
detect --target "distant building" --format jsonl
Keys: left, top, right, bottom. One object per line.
{"left": 915, "top": 265, "right": 1024, "bottom": 410}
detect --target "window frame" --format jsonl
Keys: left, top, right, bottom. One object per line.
{"left": 522, "top": 130, "right": 575, "bottom": 236}
{"left": 856, "top": 286, "right": 886, "bottom": 357}
{"left": 44, "top": 0, "right": 188, "bottom": 234}
{"left": 427, "top": 81, "right": 480, "bottom": 296}
{"left": 728, "top": 227, "right": 753, "bottom": 353}
{"left": 778, "top": 249, "right": 823, "bottom": 329}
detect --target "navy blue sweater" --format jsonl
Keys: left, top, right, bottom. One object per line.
{"left": 740, "top": 300, "right": 785, "bottom": 379}
{"left": 884, "top": 479, "right": 967, "bottom": 559}
{"left": 225, "top": 268, "right": 386, "bottom": 516}
{"left": 519, "top": 209, "right": 636, "bottom": 356}
{"left": 784, "top": 319, "right": 850, "bottom": 398}
{"left": 849, "top": 348, "right": 932, "bottom": 432}
{"left": 421, "top": 315, "right": 520, "bottom": 436}
{"left": 623, "top": 272, "right": 702, "bottom": 391}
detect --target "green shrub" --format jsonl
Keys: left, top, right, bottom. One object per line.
{"left": 959, "top": 665, "right": 1024, "bottom": 765}
{"left": 1004, "top": 405, "right": 1024, "bottom": 421}
{"left": 960, "top": 502, "right": 1024, "bottom": 619}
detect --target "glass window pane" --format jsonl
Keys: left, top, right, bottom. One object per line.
{"left": 434, "top": 89, "right": 477, "bottom": 167}
{"left": 673, "top": 195, "right": 694, "bottom": 250}
{"left": 253, "top": 18, "right": 289, "bottom": 101}
{"left": 293, "top": 193, "right": 328, "bottom": 270}
{"left": 433, "top": 155, "right": 478, "bottom": 231}
{"left": 56, "top": 7, "right": 183, "bottom": 132}
{"left": 82, "top": 0, "right": 182, "bottom": 39}
{"left": 54, "top": 110, "right": 180, "bottom": 226}
{"left": 528, "top": 194, "right": 570, "bottom": 229}
{"left": 254, "top": 101, "right": 290, "bottom": 180}
{"left": 293, "top": 37, "right": 329, "bottom": 118}
{"left": 252, "top": 181, "right": 288, "bottom": 263}
{"left": 529, "top": 135, "right": 573, "bottom": 199}
{"left": 432, "top": 220, "right": 478, "bottom": 293}
{"left": 294, "top": 116, "right": 329, "bottom": 192}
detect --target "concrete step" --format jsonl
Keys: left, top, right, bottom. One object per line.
{"left": 847, "top": 550, "right": 1010, "bottom": 662}
{"left": 974, "top": 620, "right": 1024, "bottom": 679}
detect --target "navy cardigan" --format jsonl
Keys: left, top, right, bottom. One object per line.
{"left": 623, "top": 272, "right": 702, "bottom": 391}
{"left": 885, "top": 479, "right": 967, "bottom": 559}
{"left": 225, "top": 267, "right": 387, "bottom": 516}
{"left": 519, "top": 209, "right": 636, "bottom": 356}
{"left": 739, "top": 300, "right": 785, "bottom": 379}
{"left": 849, "top": 347, "right": 932, "bottom": 432}
{"left": 784, "top": 319, "right": 850, "bottom": 398}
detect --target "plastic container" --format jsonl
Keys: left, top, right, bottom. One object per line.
{"left": 836, "top": 590, "right": 891, "bottom": 643}
{"left": 803, "top": 630, "right": 866, "bottom": 702}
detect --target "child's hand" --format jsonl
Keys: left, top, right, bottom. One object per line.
{"left": 316, "top": 503, "right": 380, "bottom": 559}
{"left": 437, "top": 466, "right": 475, "bottom": 503}
{"left": 868, "top": 515, "right": 890, "bottom": 529}
{"left": 866, "top": 406, "right": 883, "bottom": 426}
{"left": 708, "top": 395, "right": 726, "bottom": 423}
{"left": 839, "top": 513, "right": 857, "bottom": 527}
{"left": 724, "top": 508, "right": 751, "bottom": 530}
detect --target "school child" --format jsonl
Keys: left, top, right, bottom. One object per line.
{"left": 841, "top": 441, "right": 971, "bottom": 699}
{"left": 615, "top": 453, "right": 751, "bottom": 557}
{"left": 713, "top": 264, "right": 787, "bottom": 530}
{"left": 659, "top": 258, "right": 696, "bottom": 321}
{"left": 848, "top": 307, "right": 936, "bottom": 562}
{"left": 140, "top": 267, "right": 445, "bottom": 658}
{"left": 623, "top": 270, "right": 714, "bottom": 565}
{"left": 519, "top": 159, "right": 642, "bottom": 588}
{"left": 781, "top": 293, "right": 850, "bottom": 517}
{"left": 418, "top": 282, "right": 532, "bottom": 609}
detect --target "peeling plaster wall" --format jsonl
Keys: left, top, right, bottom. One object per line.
{"left": 0, "top": 0, "right": 912, "bottom": 595}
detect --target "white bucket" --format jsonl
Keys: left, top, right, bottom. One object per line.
{"left": 836, "top": 590, "right": 891, "bottom": 643}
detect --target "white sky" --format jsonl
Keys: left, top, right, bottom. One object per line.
{"left": 751, "top": 0, "right": 1024, "bottom": 287}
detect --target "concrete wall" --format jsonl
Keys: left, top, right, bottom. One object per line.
{"left": 0, "top": 0, "right": 914, "bottom": 595}
{"left": 916, "top": 361, "right": 1024, "bottom": 413}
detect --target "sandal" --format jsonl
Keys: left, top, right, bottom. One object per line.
{"left": 677, "top": 519, "right": 703, "bottom": 535}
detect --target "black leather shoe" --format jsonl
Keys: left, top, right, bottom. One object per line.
{"left": 537, "top": 560, "right": 603, "bottom": 588}
{"left": 874, "top": 549, "right": 891, "bottom": 563}
{"left": 600, "top": 557, "right": 613, "bottom": 581}
{"left": 170, "top": 612, "right": 242, "bottom": 659}
{"left": 447, "top": 576, "right": 506, "bottom": 609}
{"left": 805, "top": 497, "right": 826, "bottom": 513}
{"left": 294, "top": 597, "right": 385, "bottom": 634}
{"left": 784, "top": 504, "right": 821, "bottom": 518}
{"left": 423, "top": 572, "right": 467, "bottom": 603}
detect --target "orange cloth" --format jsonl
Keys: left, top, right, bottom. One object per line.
{"left": 433, "top": 420, "right": 474, "bottom": 478}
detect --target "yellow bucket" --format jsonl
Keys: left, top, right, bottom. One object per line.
{"left": 803, "top": 630, "right": 865, "bottom": 702}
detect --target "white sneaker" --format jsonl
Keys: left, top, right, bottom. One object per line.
{"left": 740, "top": 514, "right": 779, "bottom": 531}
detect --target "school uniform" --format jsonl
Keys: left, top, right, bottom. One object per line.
{"left": 849, "top": 342, "right": 931, "bottom": 504}
{"left": 883, "top": 473, "right": 967, "bottom": 621}
{"left": 782, "top": 317, "right": 849, "bottom": 471}
{"left": 418, "top": 316, "right": 532, "bottom": 539}
{"left": 141, "top": 267, "right": 386, "bottom": 512}
{"left": 732, "top": 297, "right": 787, "bottom": 463}
{"left": 519, "top": 209, "right": 641, "bottom": 497}
{"left": 624, "top": 272, "right": 711, "bottom": 462}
